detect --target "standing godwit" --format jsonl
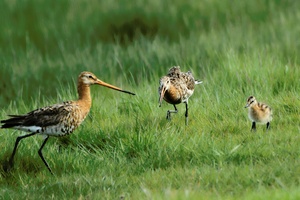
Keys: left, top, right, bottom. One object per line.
{"left": 1, "top": 71, "right": 135, "bottom": 174}
{"left": 245, "top": 96, "right": 272, "bottom": 131}
{"left": 158, "top": 66, "right": 202, "bottom": 125}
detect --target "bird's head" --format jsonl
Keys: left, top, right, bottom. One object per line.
{"left": 78, "top": 71, "right": 135, "bottom": 95}
{"left": 245, "top": 95, "right": 257, "bottom": 108}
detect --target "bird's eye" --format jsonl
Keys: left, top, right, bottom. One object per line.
{"left": 88, "top": 75, "right": 93, "bottom": 79}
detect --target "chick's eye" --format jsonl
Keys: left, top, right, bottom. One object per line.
{"left": 88, "top": 75, "right": 93, "bottom": 79}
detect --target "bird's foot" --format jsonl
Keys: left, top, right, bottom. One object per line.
{"left": 2, "top": 160, "right": 14, "bottom": 173}
{"left": 166, "top": 111, "right": 172, "bottom": 120}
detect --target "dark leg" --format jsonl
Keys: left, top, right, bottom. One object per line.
{"left": 185, "top": 102, "right": 188, "bottom": 126}
{"left": 266, "top": 122, "right": 270, "bottom": 130}
{"left": 38, "top": 136, "right": 53, "bottom": 175}
{"left": 166, "top": 105, "right": 178, "bottom": 120}
{"left": 4, "top": 132, "right": 37, "bottom": 172}
{"left": 251, "top": 122, "right": 256, "bottom": 131}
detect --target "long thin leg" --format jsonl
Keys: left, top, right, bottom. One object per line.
{"left": 38, "top": 136, "right": 53, "bottom": 175}
{"left": 185, "top": 102, "right": 188, "bottom": 126}
{"left": 266, "top": 122, "right": 270, "bottom": 130}
{"left": 251, "top": 122, "right": 256, "bottom": 131}
{"left": 4, "top": 132, "right": 37, "bottom": 172}
{"left": 166, "top": 105, "right": 178, "bottom": 120}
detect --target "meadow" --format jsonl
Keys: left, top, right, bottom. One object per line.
{"left": 0, "top": 0, "right": 300, "bottom": 199}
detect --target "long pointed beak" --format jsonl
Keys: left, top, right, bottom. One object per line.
{"left": 95, "top": 79, "right": 135, "bottom": 95}
{"left": 159, "top": 86, "right": 167, "bottom": 107}
{"left": 244, "top": 104, "right": 249, "bottom": 108}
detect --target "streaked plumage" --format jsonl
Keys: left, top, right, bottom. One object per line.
{"left": 245, "top": 96, "right": 272, "bottom": 131}
{"left": 1, "top": 71, "right": 135, "bottom": 174}
{"left": 158, "top": 66, "right": 202, "bottom": 125}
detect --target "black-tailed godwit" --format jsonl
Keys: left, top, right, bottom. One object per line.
{"left": 158, "top": 66, "right": 202, "bottom": 125}
{"left": 245, "top": 96, "right": 272, "bottom": 131}
{"left": 1, "top": 71, "right": 135, "bottom": 174}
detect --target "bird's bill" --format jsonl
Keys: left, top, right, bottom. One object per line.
{"left": 95, "top": 79, "right": 135, "bottom": 95}
{"left": 159, "top": 86, "right": 167, "bottom": 107}
{"left": 244, "top": 104, "right": 250, "bottom": 108}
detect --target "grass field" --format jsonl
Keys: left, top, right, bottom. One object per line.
{"left": 1, "top": 0, "right": 300, "bottom": 199}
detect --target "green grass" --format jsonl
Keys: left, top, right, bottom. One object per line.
{"left": 1, "top": 0, "right": 300, "bottom": 199}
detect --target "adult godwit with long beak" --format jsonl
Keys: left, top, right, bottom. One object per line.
{"left": 245, "top": 96, "right": 272, "bottom": 131}
{"left": 1, "top": 71, "right": 135, "bottom": 174}
{"left": 158, "top": 66, "right": 202, "bottom": 125}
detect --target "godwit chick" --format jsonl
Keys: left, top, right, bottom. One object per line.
{"left": 158, "top": 66, "right": 202, "bottom": 125}
{"left": 245, "top": 96, "right": 272, "bottom": 131}
{"left": 1, "top": 71, "right": 135, "bottom": 174}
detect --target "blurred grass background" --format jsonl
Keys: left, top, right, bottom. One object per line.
{"left": 1, "top": 0, "right": 299, "bottom": 102}
{"left": 1, "top": 0, "right": 300, "bottom": 199}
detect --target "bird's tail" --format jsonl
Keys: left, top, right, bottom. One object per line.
{"left": 195, "top": 80, "right": 203, "bottom": 85}
{"left": 1, "top": 115, "right": 26, "bottom": 128}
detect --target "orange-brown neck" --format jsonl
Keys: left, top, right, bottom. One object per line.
{"left": 77, "top": 82, "right": 92, "bottom": 113}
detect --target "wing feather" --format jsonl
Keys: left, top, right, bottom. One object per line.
{"left": 1, "top": 101, "right": 75, "bottom": 128}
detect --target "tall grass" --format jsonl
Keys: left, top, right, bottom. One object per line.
{"left": 1, "top": 0, "right": 300, "bottom": 199}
